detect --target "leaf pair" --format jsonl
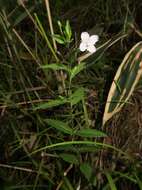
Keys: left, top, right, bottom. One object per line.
{"left": 54, "top": 20, "right": 72, "bottom": 45}
{"left": 45, "top": 118, "right": 106, "bottom": 137}
{"left": 33, "top": 87, "right": 85, "bottom": 110}
{"left": 41, "top": 62, "right": 86, "bottom": 82}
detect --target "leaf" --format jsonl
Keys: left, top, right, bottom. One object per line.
{"left": 45, "top": 119, "right": 73, "bottom": 135}
{"left": 53, "top": 34, "right": 65, "bottom": 44}
{"left": 50, "top": 144, "right": 100, "bottom": 153}
{"left": 103, "top": 41, "right": 142, "bottom": 125}
{"left": 135, "top": 173, "right": 142, "bottom": 190}
{"left": 70, "top": 63, "right": 85, "bottom": 81}
{"left": 41, "top": 63, "right": 68, "bottom": 71}
{"left": 80, "top": 163, "right": 92, "bottom": 181}
{"left": 63, "top": 177, "right": 74, "bottom": 190}
{"left": 33, "top": 98, "right": 67, "bottom": 110}
{"left": 114, "top": 171, "right": 136, "bottom": 183}
{"left": 65, "top": 20, "right": 72, "bottom": 41}
{"left": 104, "top": 172, "right": 117, "bottom": 190}
{"left": 76, "top": 129, "right": 107, "bottom": 138}
{"left": 59, "top": 153, "right": 79, "bottom": 165}
{"left": 69, "top": 87, "right": 85, "bottom": 105}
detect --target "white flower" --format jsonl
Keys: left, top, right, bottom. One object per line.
{"left": 79, "top": 32, "right": 99, "bottom": 53}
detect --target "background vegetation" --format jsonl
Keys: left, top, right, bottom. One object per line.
{"left": 0, "top": 0, "right": 142, "bottom": 189}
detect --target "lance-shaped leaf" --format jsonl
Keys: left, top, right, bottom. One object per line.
{"left": 33, "top": 98, "right": 68, "bottom": 110}
{"left": 41, "top": 63, "right": 68, "bottom": 71}
{"left": 70, "top": 62, "right": 85, "bottom": 81}
{"left": 103, "top": 41, "right": 142, "bottom": 125}
{"left": 45, "top": 119, "right": 73, "bottom": 135}
{"left": 59, "top": 153, "right": 79, "bottom": 165}
{"left": 75, "top": 128, "right": 107, "bottom": 138}
{"left": 68, "top": 87, "right": 85, "bottom": 105}
{"left": 80, "top": 163, "right": 93, "bottom": 181}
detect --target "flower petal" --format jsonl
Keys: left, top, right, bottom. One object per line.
{"left": 87, "top": 45, "right": 96, "bottom": 53}
{"left": 81, "top": 32, "right": 90, "bottom": 42}
{"left": 79, "top": 42, "right": 87, "bottom": 52}
{"left": 88, "top": 35, "right": 99, "bottom": 45}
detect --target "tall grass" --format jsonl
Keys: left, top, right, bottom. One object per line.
{"left": 0, "top": 0, "right": 142, "bottom": 189}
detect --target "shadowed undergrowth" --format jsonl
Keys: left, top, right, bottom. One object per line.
{"left": 0, "top": 0, "right": 142, "bottom": 189}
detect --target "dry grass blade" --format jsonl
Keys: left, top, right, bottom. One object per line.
{"left": 44, "top": 0, "right": 57, "bottom": 51}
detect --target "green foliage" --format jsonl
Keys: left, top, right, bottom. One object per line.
{"left": 59, "top": 153, "right": 79, "bottom": 165}
{"left": 80, "top": 163, "right": 93, "bottom": 181}
{"left": 76, "top": 128, "right": 107, "bottom": 138}
{"left": 54, "top": 20, "right": 72, "bottom": 45}
{"left": 65, "top": 20, "right": 72, "bottom": 42}
{"left": 69, "top": 87, "right": 85, "bottom": 105}
{"left": 0, "top": 0, "right": 142, "bottom": 189}
{"left": 104, "top": 172, "right": 117, "bottom": 190}
{"left": 41, "top": 62, "right": 86, "bottom": 81}
{"left": 41, "top": 63, "right": 68, "bottom": 71}
{"left": 45, "top": 119, "right": 73, "bottom": 135}
{"left": 69, "top": 63, "right": 86, "bottom": 82}
{"left": 33, "top": 98, "right": 68, "bottom": 110}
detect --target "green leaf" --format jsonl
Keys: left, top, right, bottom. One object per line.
{"left": 45, "top": 119, "right": 73, "bottom": 135}
{"left": 76, "top": 128, "right": 107, "bottom": 138}
{"left": 59, "top": 153, "right": 79, "bottom": 165}
{"left": 135, "top": 173, "right": 142, "bottom": 190}
{"left": 113, "top": 171, "right": 136, "bottom": 183}
{"left": 104, "top": 172, "right": 117, "bottom": 190}
{"left": 80, "top": 163, "right": 92, "bottom": 181}
{"left": 69, "top": 87, "right": 85, "bottom": 105}
{"left": 41, "top": 63, "right": 68, "bottom": 71}
{"left": 50, "top": 144, "right": 100, "bottom": 153}
{"left": 33, "top": 98, "right": 67, "bottom": 110}
{"left": 70, "top": 63, "right": 85, "bottom": 81}
{"left": 65, "top": 20, "right": 72, "bottom": 41}
{"left": 63, "top": 177, "right": 74, "bottom": 190}
{"left": 53, "top": 34, "right": 65, "bottom": 44}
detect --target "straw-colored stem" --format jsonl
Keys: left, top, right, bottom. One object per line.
{"left": 44, "top": 0, "right": 57, "bottom": 51}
